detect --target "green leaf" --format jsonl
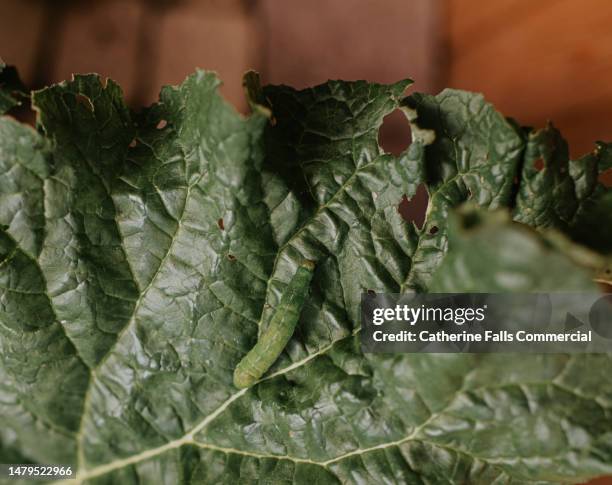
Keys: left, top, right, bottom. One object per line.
{"left": 430, "top": 205, "right": 600, "bottom": 293}
{"left": 0, "top": 69, "right": 611, "bottom": 484}
{"left": 400, "top": 90, "right": 526, "bottom": 290}
{"left": 513, "top": 124, "right": 612, "bottom": 253}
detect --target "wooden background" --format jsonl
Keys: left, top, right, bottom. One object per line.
{"left": 1, "top": 1, "right": 612, "bottom": 483}
{"left": 448, "top": 0, "right": 612, "bottom": 157}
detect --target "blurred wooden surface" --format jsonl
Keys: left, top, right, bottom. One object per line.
{"left": 0, "top": 0, "right": 259, "bottom": 111}
{"left": 448, "top": 0, "right": 612, "bottom": 157}
{"left": 258, "top": 0, "right": 443, "bottom": 90}
{"left": 0, "top": 0, "right": 441, "bottom": 113}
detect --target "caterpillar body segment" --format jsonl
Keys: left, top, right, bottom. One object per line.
{"left": 233, "top": 260, "right": 315, "bottom": 389}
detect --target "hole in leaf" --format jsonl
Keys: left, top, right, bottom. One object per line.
{"left": 156, "top": 119, "right": 168, "bottom": 130}
{"left": 599, "top": 168, "right": 612, "bottom": 187}
{"left": 367, "top": 289, "right": 376, "bottom": 296}
{"left": 429, "top": 225, "right": 439, "bottom": 235}
{"left": 379, "top": 109, "right": 411, "bottom": 155}
{"left": 533, "top": 158, "right": 545, "bottom": 172}
{"left": 10, "top": 102, "right": 36, "bottom": 126}
{"left": 398, "top": 183, "right": 428, "bottom": 230}
{"left": 227, "top": 254, "right": 236, "bottom": 261}
{"left": 75, "top": 94, "right": 94, "bottom": 112}
{"left": 217, "top": 218, "right": 225, "bottom": 230}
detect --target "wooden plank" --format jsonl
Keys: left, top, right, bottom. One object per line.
{"left": 0, "top": 0, "right": 46, "bottom": 83}
{"left": 449, "top": 0, "right": 555, "bottom": 52}
{"left": 448, "top": 0, "right": 612, "bottom": 156}
{"left": 53, "top": 1, "right": 142, "bottom": 100}
{"left": 156, "top": 1, "right": 256, "bottom": 111}
{"left": 258, "top": 0, "right": 444, "bottom": 93}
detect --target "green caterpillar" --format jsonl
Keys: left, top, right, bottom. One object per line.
{"left": 233, "top": 260, "right": 315, "bottom": 389}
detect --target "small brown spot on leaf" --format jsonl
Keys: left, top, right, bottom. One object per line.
{"left": 599, "top": 168, "right": 612, "bottom": 187}
{"left": 533, "top": 158, "right": 545, "bottom": 172}
{"left": 128, "top": 139, "right": 138, "bottom": 148}
{"left": 75, "top": 94, "right": 94, "bottom": 112}
{"left": 217, "top": 218, "right": 225, "bottom": 230}
{"left": 156, "top": 119, "right": 168, "bottom": 130}
{"left": 367, "top": 289, "right": 376, "bottom": 296}
{"left": 429, "top": 225, "right": 439, "bottom": 235}
{"left": 398, "top": 183, "right": 428, "bottom": 230}
{"left": 227, "top": 254, "right": 236, "bottom": 261}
